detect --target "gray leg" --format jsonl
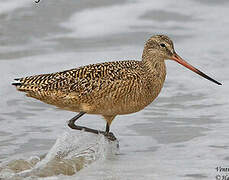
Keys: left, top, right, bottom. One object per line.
{"left": 68, "top": 112, "right": 86, "bottom": 129}
{"left": 68, "top": 112, "right": 116, "bottom": 141}
{"left": 104, "top": 122, "right": 116, "bottom": 141}
{"left": 68, "top": 112, "right": 102, "bottom": 134}
{"left": 105, "top": 123, "right": 110, "bottom": 133}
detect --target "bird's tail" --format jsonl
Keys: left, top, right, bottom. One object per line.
{"left": 12, "top": 73, "right": 52, "bottom": 93}
{"left": 12, "top": 78, "right": 22, "bottom": 86}
{"left": 12, "top": 77, "right": 37, "bottom": 93}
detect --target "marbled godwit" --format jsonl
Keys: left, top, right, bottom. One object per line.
{"left": 12, "top": 35, "right": 221, "bottom": 140}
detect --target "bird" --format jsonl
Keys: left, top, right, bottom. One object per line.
{"left": 12, "top": 35, "right": 222, "bottom": 140}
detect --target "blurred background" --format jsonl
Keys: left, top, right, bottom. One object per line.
{"left": 0, "top": 0, "right": 229, "bottom": 179}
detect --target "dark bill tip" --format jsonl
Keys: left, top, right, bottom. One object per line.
{"left": 196, "top": 69, "right": 222, "bottom": 85}
{"left": 171, "top": 54, "right": 222, "bottom": 86}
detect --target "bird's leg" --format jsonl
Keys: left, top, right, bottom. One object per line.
{"left": 104, "top": 122, "right": 116, "bottom": 141}
{"left": 68, "top": 112, "right": 102, "bottom": 134}
{"left": 68, "top": 112, "right": 116, "bottom": 141}
{"left": 68, "top": 112, "right": 86, "bottom": 129}
{"left": 103, "top": 116, "right": 117, "bottom": 141}
{"left": 105, "top": 123, "right": 110, "bottom": 133}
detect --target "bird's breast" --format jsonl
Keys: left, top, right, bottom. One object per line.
{"left": 89, "top": 67, "right": 166, "bottom": 115}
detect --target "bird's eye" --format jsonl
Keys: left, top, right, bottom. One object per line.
{"left": 160, "top": 43, "right": 166, "bottom": 48}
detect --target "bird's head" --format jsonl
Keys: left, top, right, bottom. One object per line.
{"left": 143, "top": 34, "right": 222, "bottom": 85}
{"left": 144, "top": 34, "right": 175, "bottom": 60}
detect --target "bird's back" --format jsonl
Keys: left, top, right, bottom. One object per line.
{"left": 13, "top": 60, "right": 165, "bottom": 115}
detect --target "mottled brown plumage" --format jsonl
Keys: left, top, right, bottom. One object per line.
{"left": 12, "top": 35, "right": 221, "bottom": 138}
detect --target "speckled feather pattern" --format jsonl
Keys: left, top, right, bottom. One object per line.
{"left": 15, "top": 59, "right": 166, "bottom": 115}
{"left": 13, "top": 35, "right": 171, "bottom": 125}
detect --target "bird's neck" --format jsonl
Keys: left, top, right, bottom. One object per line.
{"left": 141, "top": 51, "right": 166, "bottom": 102}
{"left": 142, "top": 52, "right": 165, "bottom": 73}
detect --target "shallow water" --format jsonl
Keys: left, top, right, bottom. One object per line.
{"left": 0, "top": 131, "right": 119, "bottom": 179}
{"left": 0, "top": 0, "right": 229, "bottom": 179}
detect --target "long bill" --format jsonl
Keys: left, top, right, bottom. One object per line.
{"left": 171, "top": 53, "right": 222, "bottom": 85}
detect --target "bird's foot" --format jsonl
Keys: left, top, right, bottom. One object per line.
{"left": 103, "top": 132, "right": 117, "bottom": 141}
{"left": 68, "top": 122, "right": 117, "bottom": 141}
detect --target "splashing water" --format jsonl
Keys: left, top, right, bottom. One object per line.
{"left": 0, "top": 130, "right": 119, "bottom": 179}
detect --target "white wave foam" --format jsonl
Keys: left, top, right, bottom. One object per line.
{"left": 0, "top": 0, "right": 32, "bottom": 15}
{"left": 61, "top": 0, "right": 168, "bottom": 38}
{"left": 35, "top": 130, "right": 119, "bottom": 169}
{"left": 0, "top": 130, "right": 119, "bottom": 179}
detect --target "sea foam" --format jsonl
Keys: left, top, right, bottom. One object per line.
{"left": 0, "top": 0, "right": 32, "bottom": 15}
